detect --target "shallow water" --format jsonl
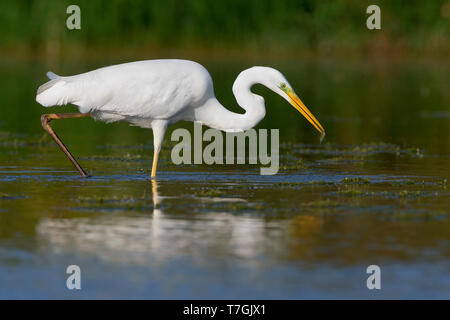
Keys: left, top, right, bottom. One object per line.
{"left": 0, "top": 58, "right": 449, "bottom": 299}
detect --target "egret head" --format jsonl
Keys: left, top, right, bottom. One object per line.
{"left": 257, "top": 67, "right": 326, "bottom": 141}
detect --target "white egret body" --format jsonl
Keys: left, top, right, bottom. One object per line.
{"left": 36, "top": 59, "right": 325, "bottom": 177}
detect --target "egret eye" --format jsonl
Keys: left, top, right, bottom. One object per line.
{"left": 280, "top": 83, "right": 288, "bottom": 92}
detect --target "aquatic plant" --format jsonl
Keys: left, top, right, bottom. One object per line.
{"left": 340, "top": 177, "right": 370, "bottom": 184}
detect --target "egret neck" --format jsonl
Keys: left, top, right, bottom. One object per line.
{"left": 193, "top": 67, "right": 267, "bottom": 132}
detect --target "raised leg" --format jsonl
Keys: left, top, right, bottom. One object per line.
{"left": 41, "top": 113, "right": 91, "bottom": 177}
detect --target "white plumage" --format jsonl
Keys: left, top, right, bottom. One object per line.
{"left": 36, "top": 59, "right": 325, "bottom": 177}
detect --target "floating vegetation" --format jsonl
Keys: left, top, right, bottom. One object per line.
{"left": 391, "top": 209, "right": 450, "bottom": 221}
{"left": 340, "top": 177, "right": 370, "bottom": 184}
{"left": 82, "top": 153, "right": 150, "bottom": 162}
{"left": 74, "top": 194, "right": 154, "bottom": 213}
{"left": 398, "top": 190, "right": 425, "bottom": 197}
{"left": 201, "top": 201, "right": 264, "bottom": 213}
{"left": 336, "top": 189, "right": 365, "bottom": 196}
{"left": 322, "top": 142, "right": 340, "bottom": 150}
{"left": 279, "top": 159, "right": 307, "bottom": 170}
{"left": 280, "top": 141, "right": 427, "bottom": 162}
{"left": 225, "top": 203, "right": 249, "bottom": 211}
{"left": 390, "top": 180, "right": 417, "bottom": 186}
{"left": 222, "top": 202, "right": 255, "bottom": 212}
{"left": 0, "top": 193, "right": 27, "bottom": 200}
{"left": 351, "top": 142, "right": 424, "bottom": 158}
{"left": 276, "top": 180, "right": 333, "bottom": 187}
{"left": 303, "top": 199, "right": 341, "bottom": 208}
{"left": 197, "top": 189, "right": 224, "bottom": 197}
{"left": 322, "top": 157, "right": 345, "bottom": 162}
{"left": 352, "top": 142, "right": 400, "bottom": 154}
{"left": 77, "top": 195, "right": 147, "bottom": 204}
{"left": 333, "top": 188, "right": 430, "bottom": 199}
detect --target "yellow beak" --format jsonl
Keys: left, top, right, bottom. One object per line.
{"left": 286, "top": 90, "right": 325, "bottom": 141}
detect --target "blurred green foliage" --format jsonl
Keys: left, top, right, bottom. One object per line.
{"left": 0, "top": 0, "right": 449, "bottom": 55}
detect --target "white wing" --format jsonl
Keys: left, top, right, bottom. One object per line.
{"left": 36, "top": 60, "right": 214, "bottom": 121}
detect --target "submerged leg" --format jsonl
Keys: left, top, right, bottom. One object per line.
{"left": 151, "top": 120, "right": 168, "bottom": 179}
{"left": 41, "top": 113, "right": 91, "bottom": 177}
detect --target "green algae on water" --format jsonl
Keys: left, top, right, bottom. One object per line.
{"left": 340, "top": 177, "right": 370, "bottom": 184}
{"left": 197, "top": 189, "right": 224, "bottom": 197}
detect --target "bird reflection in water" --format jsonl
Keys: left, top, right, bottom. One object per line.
{"left": 35, "top": 178, "right": 279, "bottom": 265}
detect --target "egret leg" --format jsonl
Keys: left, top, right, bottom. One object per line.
{"left": 150, "top": 120, "right": 168, "bottom": 179}
{"left": 151, "top": 150, "right": 159, "bottom": 178}
{"left": 41, "top": 113, "right": 91, "bottom": 177}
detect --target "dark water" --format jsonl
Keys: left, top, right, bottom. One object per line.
{"left": 0, "top": 58, "right": 449, "bottom": 299}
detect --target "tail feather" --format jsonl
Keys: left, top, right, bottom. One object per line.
{"left": 46, "top": 71, "right": 59, "bottom": 80}
{"left": 37, "top": 78, "right": 60, "bottom": 95}
{"left": 36, "top": 71, "right": 70, "bottom": 107}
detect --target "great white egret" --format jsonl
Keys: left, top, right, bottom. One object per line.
{"left": 36, "top": 59, "right": 325, "bottom": 178}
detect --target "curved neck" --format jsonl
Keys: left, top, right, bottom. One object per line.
{"left": 194, "top": 68, "right": 266, "bottom": 132}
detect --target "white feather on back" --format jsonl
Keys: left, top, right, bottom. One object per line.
{"left": 36, "top": 60, "right": 214, "bottom": 122}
